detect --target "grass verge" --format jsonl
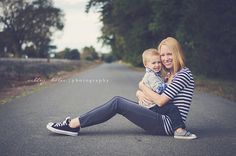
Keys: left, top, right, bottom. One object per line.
{"left": 195, "top": 76, "right": 236, "bottom": 102}
{"left": 0, "top": 58, "right": 101, "bottom": 104}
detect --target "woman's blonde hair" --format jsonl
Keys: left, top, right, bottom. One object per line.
{"left": 158, "top": 37, "right": 185, "bottom": 75}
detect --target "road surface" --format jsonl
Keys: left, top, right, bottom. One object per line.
{"left": 0, "top": 63, "right": 235, "bottom": 156}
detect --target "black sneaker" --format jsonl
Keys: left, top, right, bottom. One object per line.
{"left": 46, "top": 117, "right": 80, "bottom": 136}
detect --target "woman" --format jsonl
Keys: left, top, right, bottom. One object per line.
{"left": 47, "top": 37, "right": 197, "bottom": 139}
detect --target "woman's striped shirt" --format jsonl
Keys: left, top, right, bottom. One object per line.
{"left": 162, "top": 67, "right": 194, "bottom": 135}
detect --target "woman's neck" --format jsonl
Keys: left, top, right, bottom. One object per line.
{"left": 169, "top": 68, "right": 174, "bottom": 74}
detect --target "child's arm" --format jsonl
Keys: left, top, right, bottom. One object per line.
{"left": 139, "top": 81, "right": 170, "bottom": 107}
{"left": 139, "top": 73, "right": 154, "bottom": 106}
{"left": 142, "top": 73, "right": 151, "bottom": 88}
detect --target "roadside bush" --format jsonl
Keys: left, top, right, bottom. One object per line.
{"left": 101, "top": 53, "right": 117, "bottom": 63}
{"left": 81, "top": 46, "right": 99, "bottom": 61}
{"left": 65, "top": 49, "right": 80, "bottom": 60}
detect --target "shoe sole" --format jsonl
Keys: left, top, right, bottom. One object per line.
{"left": 46, "top": 124, "right": 78, "bottom": 136}
{"left": 174, "top": 135, "right": 197, "bottom": 140}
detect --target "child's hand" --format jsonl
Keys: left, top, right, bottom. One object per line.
{"left": 164, "top": 72, "right": 171, "bottom": 82}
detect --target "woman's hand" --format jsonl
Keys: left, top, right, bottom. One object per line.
{"left": 138, "top": 80, "right": 170, "bottom": 107}
{"left": 136, "top": 90, "right": 153, "bottom": 105}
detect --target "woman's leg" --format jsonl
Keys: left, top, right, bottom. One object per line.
{"left": 78, "top": 96, "right": 166, "bottom": 135}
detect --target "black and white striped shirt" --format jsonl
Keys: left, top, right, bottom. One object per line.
{"left": 162, "top": 67, "right": 194, "bottom": 135}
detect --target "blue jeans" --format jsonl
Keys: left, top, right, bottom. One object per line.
{"left": 79, "top": 96, "right": 166, "bottom": 135}
{"left": 149, "top": 103, "right": 185, "bottom": 131}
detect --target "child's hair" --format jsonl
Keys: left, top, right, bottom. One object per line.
{"left": 142, "top": 48, "right": 160, "bottom": 66}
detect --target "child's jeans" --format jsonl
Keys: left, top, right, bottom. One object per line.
{"left": 149, "top": 103, "right": 185, "bottom": 131}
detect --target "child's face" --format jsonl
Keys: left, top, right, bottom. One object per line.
{"left": 145, "top": 55, "right": 162, "bottom": 72}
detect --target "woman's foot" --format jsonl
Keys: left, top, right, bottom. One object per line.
{"left": 46, "top": 117, "right": 80, "bottom": 136}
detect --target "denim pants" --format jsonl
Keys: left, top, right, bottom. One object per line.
{"left": 79, "top": 96, "right": 166, "bottom": 135}
{"left": 149, "top": 103, "right": 185, "bottom": 131}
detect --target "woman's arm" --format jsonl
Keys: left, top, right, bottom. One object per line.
{"left": 139, "top": 81, "right": 170, "bottom": 107}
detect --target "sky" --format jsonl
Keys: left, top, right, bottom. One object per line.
{"left": 52, "top": 0, "right": 110, "bottom": 53}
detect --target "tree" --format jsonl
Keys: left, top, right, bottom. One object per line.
{"left": 0, "top": 0, "right": 64, "bottom": 57}
{"left": 177, "top": 0, "right": 236, "bottom": 79}
{"left": 55, "top": 48, "right": 68, "bottom": 59}
{"left": 101, "top": 53, "right": 117, "bottom": 63}
{"left": 65, "top": 49, "right": 80, "bottom": 60}
{"left": 56, "top": 48, "right": 80, "bottom": 60}
{"left": 0, "top": 31, "right": 13, "bottom": 57}
{"left": 81, "top": 46, "right": 98, "bottom": 61}
{"left": 86, "top": 0, "right": 236, "bottom": 80}
{"left": 86, "top": 0, "right": 161, "bottom": 66}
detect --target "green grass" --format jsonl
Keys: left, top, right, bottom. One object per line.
{"left": 0, "top": 58, "right": 99, "bottom": 88}
{"left": 0, "top": 58, "right": 101, "bottom": 104}
{"left": 195, "top": 76, "right": 236, "bottom": 102}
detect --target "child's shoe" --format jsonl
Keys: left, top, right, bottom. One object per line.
{"left": 174, "top": 129, "right": 197, "bottom": 140}
{"left": 46, "top": 117, "right": 80, "bottom": 136}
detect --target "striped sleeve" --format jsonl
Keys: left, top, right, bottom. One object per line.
{"left": 163, "top": 71, "right": 191, "bottom": 99}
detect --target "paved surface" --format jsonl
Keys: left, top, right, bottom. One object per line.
{"left": 0, "top": 63, "right": 235, "bottom": 156}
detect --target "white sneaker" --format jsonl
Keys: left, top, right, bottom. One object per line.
{"left": 174, "top": 129, "right": 197, "bottom": 140}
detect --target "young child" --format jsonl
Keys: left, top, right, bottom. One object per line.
{"left": 139, "top": 48, "right": 166, "bottom": 108}
{"left": 139, "top": 48, "right": 186, "bottom": 137}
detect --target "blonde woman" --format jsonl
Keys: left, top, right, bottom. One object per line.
{"left": 137, "top": 37, "right": 196, "bottom": 139}
{"left": 47, "top": 37, "right": 197, "bottom": 139}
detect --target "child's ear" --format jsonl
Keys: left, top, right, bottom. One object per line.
{"left": 143, "top": 63, "right": 147, "bottom": 67}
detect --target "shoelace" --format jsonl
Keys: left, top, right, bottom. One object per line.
{"left": 54, "top": 117, "right": 70, "bottom": 127}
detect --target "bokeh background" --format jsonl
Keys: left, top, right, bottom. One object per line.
{"left": 0, "top": 0, "right": 235, "bottom": 102}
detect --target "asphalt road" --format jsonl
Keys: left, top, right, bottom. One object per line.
{"left": 0, "top": 63, "right": 235, "bottom": 156}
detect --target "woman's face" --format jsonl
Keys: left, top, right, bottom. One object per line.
{"left": 160, "top": 45, "right": 173, "bottom": 70}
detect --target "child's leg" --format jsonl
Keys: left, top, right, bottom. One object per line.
{"left": 152, "top": 103, "right": 185, "bottom": 131}
{"left": 158, "top": 103, "right": 198, "bottom": 139}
